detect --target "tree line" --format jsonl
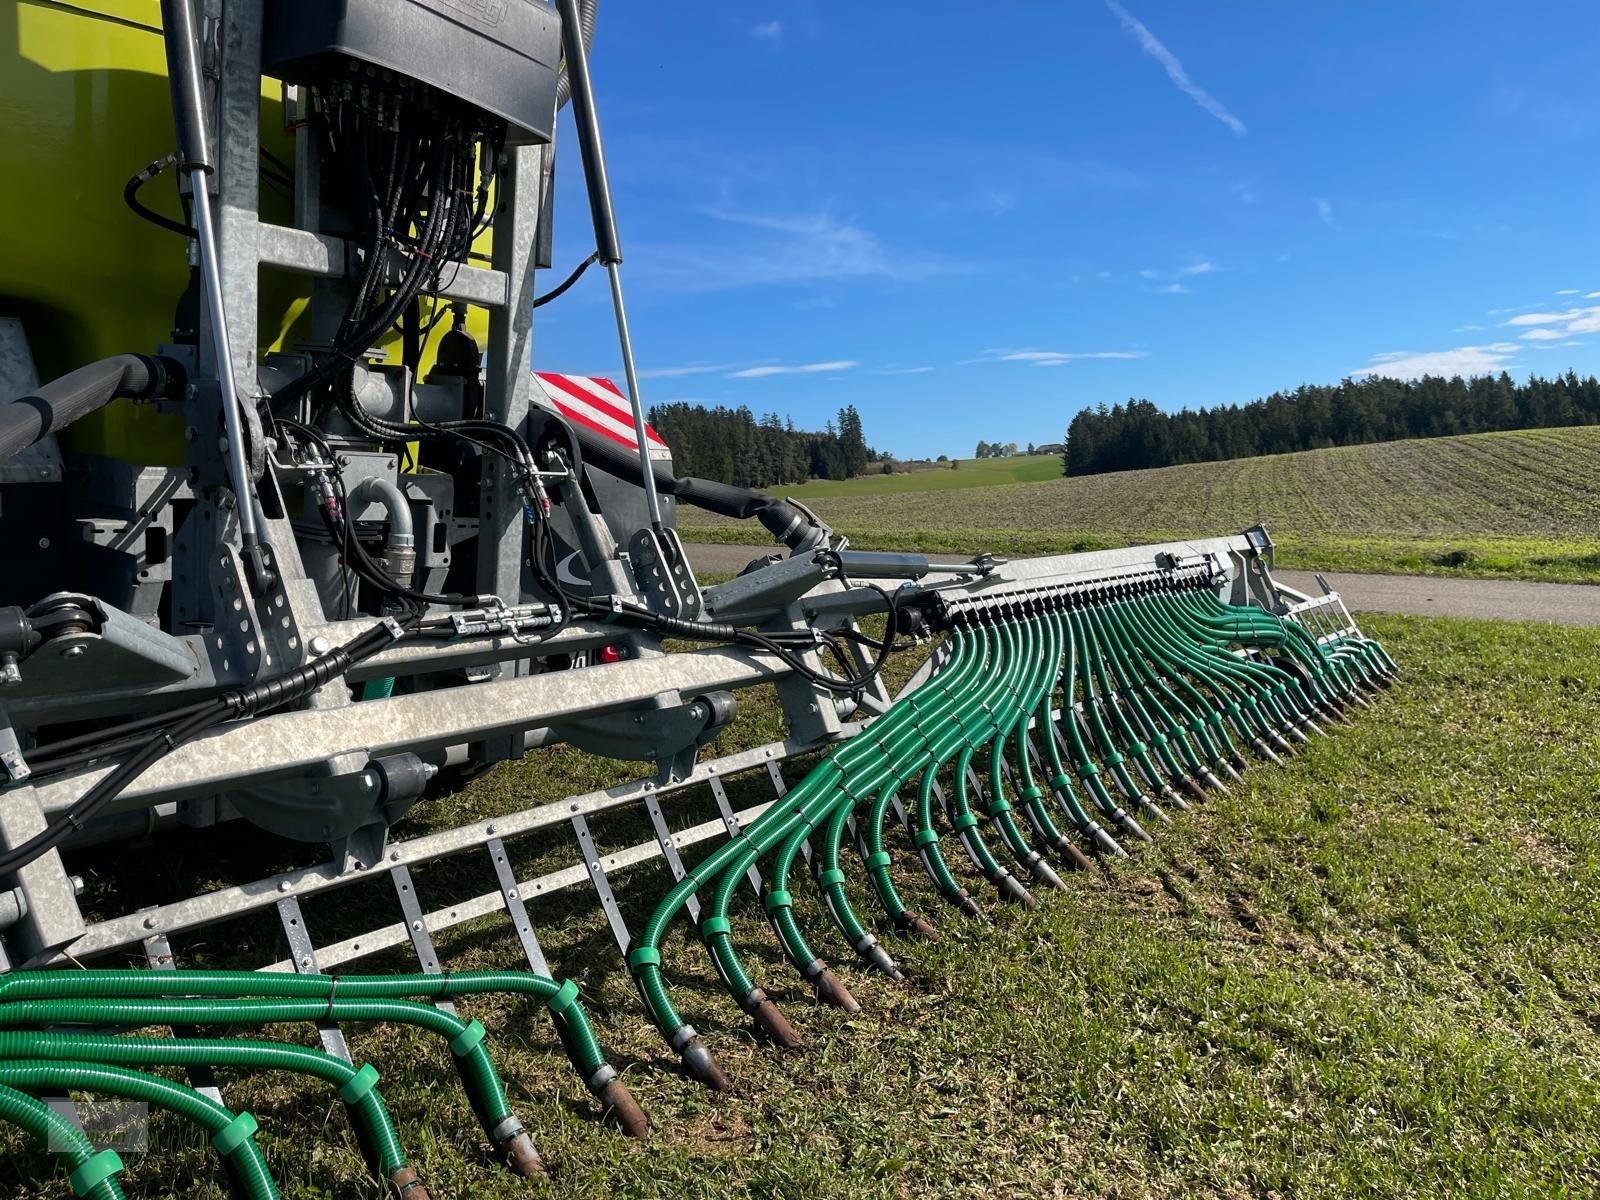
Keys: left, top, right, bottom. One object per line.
{"left": 647, "top": 402, "right": 874, "bottom": 488}
{"left": 1062, "top": 371, "right": 1600, "bottom": 476}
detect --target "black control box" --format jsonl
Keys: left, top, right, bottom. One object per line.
{"left": 263, "top": 0, "right": 563, "bottom": 144}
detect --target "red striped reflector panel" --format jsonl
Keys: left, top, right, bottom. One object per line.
{"left": 532, "top": 373, "right": 672, "bottom": 461}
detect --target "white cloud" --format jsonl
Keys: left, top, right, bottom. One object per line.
{"left": 1154, "top": 282, "right": 1190, "bottom": 294}
{"left": 977, "top": 348, "right": 1146, "bottom": 368}
{"left": 727, "top": 360, "right": 859, "bottom": 379}
{"left": 1502, "top": 304, "right": 1600, "bottom": 337}
{"left": 1354, "top": 343, "right": 1521, "bottom": 379}
{"left": 1453, "top": 325, "right": 1484, "bottom": 332}
{"left": 871, "top": 366, "right": 936, "bottom": 375}
{"left": 751, "top": 20, "right": 782, "bottom": 43}
{"left": 1520, "top": 328, "right": 1566, "bottom": 341}
{"left": 637, "top": 362, "right": 733, "bottom": 380}
{"left": 1557, "top": 288, "right": 1581, "bottom": 295}
{"left": 1313, "top": 196, "right": 1338, "bottom": 228}
{"left": 1587, "top": 291, "right": 1600, "bottom": 299}
{"left": 1105, "top": 1, "right": 1246, "bottom": 135}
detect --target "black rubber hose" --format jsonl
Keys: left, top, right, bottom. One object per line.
{"left": 566, "top": 420, "right": 817, "bottom": 549}
{"left": 0, "top": 355, "right": 182, "bottom": 464}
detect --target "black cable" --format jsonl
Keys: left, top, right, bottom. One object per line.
{"left": 0, "top": 621, "right": 406, "bottom": 878}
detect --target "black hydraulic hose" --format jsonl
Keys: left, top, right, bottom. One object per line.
{"left": 533, "top": 252, "right": 598, "bottom": 307}
{"left": 567, "top": 420, "right": 819, "bottom": 550}
{"left": 0, "top": 355, "right": 182, "bottom": 464}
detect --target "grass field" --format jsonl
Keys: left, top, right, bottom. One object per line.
{"left": 9, "top": 613, "right": 1600, "bottom": 1199}
{"left": 680, "top": 427, "right": 1600, "bottom": 583}
{"left": 779, "top": 454, "right": 1063, "bottom": 498}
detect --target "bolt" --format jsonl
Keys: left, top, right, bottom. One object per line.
{"left": 487, "top": 824, "right": 497, "bottom": 835}
{"left": 390, "top": 851, "right": 401, "bottom": 862}
{"left": 309, "top": 636, "right": 332, "bottom": 655}
{"left": 412, "top": 920, "right": 423, "bottom": 932}
{"left": 143, "top": 916, "right": 157, "bottom": 929}
{"left": 300, "top": 956, "right": 313, "bottom": 969}
{"left": 62, "top": 645, "right": 84, "bottom": 659}
{"left": 278, "top": 880, "right": 290, "bottom": 892}
{"left": 69, "top": 875, "right": 85, "bottom": 896}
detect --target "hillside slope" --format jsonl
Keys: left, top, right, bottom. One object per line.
{"left": 678, "top": 426, "right": 1600, "bottom": 582}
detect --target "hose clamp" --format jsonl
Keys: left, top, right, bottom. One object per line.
{"left": 489, "top": 1115, "right": 524, "bottom": 1145}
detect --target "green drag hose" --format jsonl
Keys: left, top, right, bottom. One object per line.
{"left": 0, "top": 1030, "right": 416, "bottom": 1193}
{"left": 0, "top": 1060, "right": 277, "bottom": 1200}
{"left": 0, "top": 996, "right": 523, "bottom": 1163}
{"left": 0, "top": 1082, "right": 125, "bottom": 1199}
{"left": 0, "top": 968, "right": 611, "bottom": 1090}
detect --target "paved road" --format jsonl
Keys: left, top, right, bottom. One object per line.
{"left": 683, "top": 543, "right": 1600, "bottom": 626}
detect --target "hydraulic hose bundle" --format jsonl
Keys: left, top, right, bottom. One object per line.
{"left": 623, "top": 568, "right": 1395, "bottom": 1088}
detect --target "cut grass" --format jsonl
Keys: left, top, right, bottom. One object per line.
{"left": 681, "top": 427, "right": 1600, "bottom": 583}
{"left": 6, "top": 613, "right": 1600, "bottom": 1198}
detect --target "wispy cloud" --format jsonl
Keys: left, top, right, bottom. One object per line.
{"left": 1354, "top": 343, "right": 1521, "bottom": 379}
{"left": 1557, "top": 288, "right": 1581, "bottom": 295}
{"left": 637, "top": 362, "right": 733, "bottom": 380}
{"left": 1105, "top": 1, "right": 1246, "bottom": 135}
{"left": 1503, "top": 304, "right": 1600, "bottom": 338}
{"left": 1141, "top": 260, "right": 1215, "bottom": 280}
{"left": 976, "top": 348, "right": 1146, "bottom": 368}
{"left": 750, "top": 20, "right": 782, "bottom": 44}
{"left": 871, "top": 366, "right": 936, "bottom": 375}
{"left": 1153, "top": 282, "right": 1190, "bottom": 294}
{"left": 635, "top": 208, "right": 949, "bottom": 292}
{"left": 1313, "top": 196, "right": 1338, "bottom": 228}
{"left": 1230, "top": 180, "right": 1258, "bottom": 205}
{"left": 1587, "top": 291, "right": 1600, "bottom": 299}
{"left": 728, "top": 360, "right": 859, "bottom": 379}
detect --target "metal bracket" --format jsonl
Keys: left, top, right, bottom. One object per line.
{"left": 142, "top": 929, "right": 225, "bottom": 1103}
{"left": 570, "top": 813, "right": 633, "bottom": 954}
{"left": 485, "top": 837, "right": 551, "bottom": 976}
{"left": 276, "top": 896, "right": 353, "bottom": 1062}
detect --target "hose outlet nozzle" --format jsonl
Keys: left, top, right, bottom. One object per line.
{"left": 389, "top": 1166, "right": 430, "bottom": 1199}
{"left": 497, "top": 1130, "right": 545, "bottom": 1179}
{"left": 856, "top": 937, "right": 904, "bottom": 980}
{"left": 744, "top": 989, "right": 803, "bottom": 1049}
{"left": 897, "top": 911, "right": 939, "bottom": 938}
{"left": 997, "top": 874, "right": 1038, "bottom": 909}
{"left": 680, "top": 1035, "right": 732, "bottom": 1091}
{"left": 810, "top": 963, "right": 862, "bottom": 1012}
{"left": 597, "top": 1078, "right": 650, "bottom": 1138}
{"left": 1052, "top": 837, "right": 1094, "bottom": 872}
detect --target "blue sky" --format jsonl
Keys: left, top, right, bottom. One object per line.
{"left": 535, "top": 2, "right": 1600, "bottom": 460}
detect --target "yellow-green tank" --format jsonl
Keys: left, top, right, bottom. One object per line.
{"left": 2, "top": 0, "right": 491, "bottom": 466}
